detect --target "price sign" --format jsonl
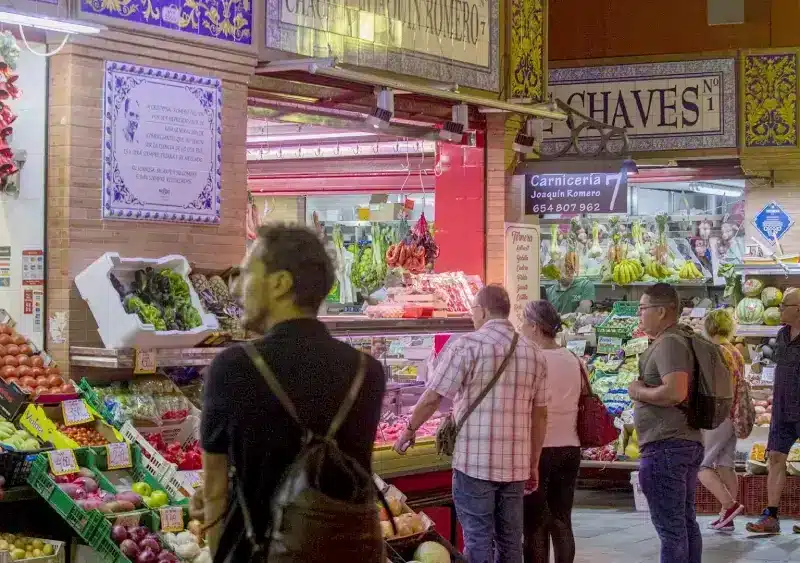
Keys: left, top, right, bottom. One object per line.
{"left": 48, "top": 449, "right": 78, "bottom": 476}
{"left": 106, "top": 442, "right": 133, "bottom": 470}
{"left": 689, "top": 308, "right": 707, "bottom": 318}
{"left": 61, "top": 399, "right": 93, "bottom": 426}
{"left": 115, "top": 512, "right": 141, "bottom": 527}
{"left": 180, "top": 470, "right": 203, "bottom": 490}
{"left": 566, "top": 340, "right": 587, "bottom": 357}
{"left": 623, "top": 337, "right": 650, "bottom": 356}
{"left": 597, "top": 336, "right": 623, "bottom": 354}
{"left": 134, "top": 349, "right": 157, "bottom": 375}
{"left": 761, "top": 365, "right": 776, "bottom": 385}
{"left": 160, "top": 506, "right": 185, "bottom": 532}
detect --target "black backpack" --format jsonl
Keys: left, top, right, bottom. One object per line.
{"left": 235, "top": 342, "right": 392, "bottom": 562}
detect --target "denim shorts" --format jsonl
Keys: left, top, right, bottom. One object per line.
{"left": 701, "top": 418, "right": 736, "bottom": 469}
{"left": 768, "top": 418, "right": 800, "bottom": 455}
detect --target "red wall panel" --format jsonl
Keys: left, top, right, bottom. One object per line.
{"left": 433, "top": 138, "right": 486, "bottom": 279}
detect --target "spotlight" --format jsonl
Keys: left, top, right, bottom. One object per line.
{"left": 512, "top": 119, "right": 538, "bottom": 154}
{"left": 440, "top": 104, "right": 468, "bottom": 142}
{"left": 366, "top": 88, "right": 394, "bottom": 130}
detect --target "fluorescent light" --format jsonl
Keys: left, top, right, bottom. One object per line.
{"left": 0, "top": 8, "right": 106, "bottom": 34}
{"left": 690, "top": 185, "right": 742, "bottom": 197}
{"left": 247, "top": 131, "right": 376, "bottom": 143}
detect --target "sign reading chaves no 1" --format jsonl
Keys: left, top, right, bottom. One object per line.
{"left": 281, "top": 0, "right": 489, "bottom": 66}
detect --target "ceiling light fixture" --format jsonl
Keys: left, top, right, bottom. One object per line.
{"left": 365, "top": 88, "right": 394, "bottom": 130}
{"left": 0, "top": 8, "right": 105, "bottom": 34}
{"left": 512, "top": 119, "right": 537, "bottom": 154}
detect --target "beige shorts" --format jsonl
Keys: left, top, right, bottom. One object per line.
{"left": 701, "top": 418, "right": 736, "bottom": 469}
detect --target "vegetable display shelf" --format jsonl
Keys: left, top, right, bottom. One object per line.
{"left": 70, "top": 347, "right": 223, "bottom": 370}
{"left": 733, "top": 263, "right": 800, "bottom": 278}
{"left": 736, "top": 325, "right": 781, "bottom": 338}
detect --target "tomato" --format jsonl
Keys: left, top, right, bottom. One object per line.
{"left": 16, "top": 355, "right": 30, "bottom": 367}
{"left": 30, "top": 356, "right": 43, "bottom": 368}
{"left": 6, "top": 345, "right": 19, "bottom": 357}
{"left": 3, "top": 356, "right": 17, "bottom": 367}
{"left": 47, "top": 375, "right": 63, "bottom": 387}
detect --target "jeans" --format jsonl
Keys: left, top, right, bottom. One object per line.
{"left": 452, "top": 469, "right": 526, "bottom": 563}
{"left": 523, "top": 446, "right": 581, "bottom": 563}
{"left": 639, "top": 439, "right": 705, "bottom": 563}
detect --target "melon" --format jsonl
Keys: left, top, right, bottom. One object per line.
{"left": 743, "top": 278, "right": 765, "bottom": 298}
{"left": 736, "top": 297, "right": 765, "bottom": 325}
{"left": 413, "top": 542, "right": 451, "bottom": 563}
{"left": 761, "top": 287, "right": 784, "bottom": 308}
{"left": 764, "top": 307, "right": 782, "bottom": 326}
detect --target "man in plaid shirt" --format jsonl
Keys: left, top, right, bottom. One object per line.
{"left": 394, "top": 285, "right": 548, "bottom": 562}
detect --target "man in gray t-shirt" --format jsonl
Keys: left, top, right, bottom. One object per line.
{"left": 628, "top": 284, "right": 703, "bottom": 563}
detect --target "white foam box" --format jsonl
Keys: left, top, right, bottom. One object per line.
{"left": 74, "top": 253, "right": 219, "bottom": 349}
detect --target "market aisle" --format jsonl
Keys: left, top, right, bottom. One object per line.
{"left": 570, "top": 508, "right": 800, "bottom": 562}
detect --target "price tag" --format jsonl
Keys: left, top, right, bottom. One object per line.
{"left": 134, "top": 349, "right": 157, "bottom": 375}
{"left": 48, "top": 449, "right": 78, "bottom": 476}
{"left": 761, "top": 365, "right": 776, "bottom": 385}
{"left": 160, "top": 506, "right": 185, "bottom": 533}
{"left": 623, "top": 337, "right": 650, "bottom": 356}
{"left": 180, "top": 470, "right": 203, "bottom": 490}
{"left": 566, "top": 340, "right": 587, "bottom": 357}
{"left": 690, "top": 308, "right": 707, "bottom": 318}
{"left": 106, "top": 442, "right": 133, "bottom": 470}
{"left": 61, "top": 399, "right": 93, "bottom": 426}
{"left": 597, "top": 336, "right": 623, "bottom": 354}
{"left": 115, "top": 512, "right": 141, "bottom": 527}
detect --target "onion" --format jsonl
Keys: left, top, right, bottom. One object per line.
{"left": 128, "top": 526, "right": 147, "bottom": 543}
{"left": 74, "top": 477, "right": 98, "bottom": 493}
{"left": 120, "top": 539, "right": 140, "bottom": 559}
{"left": 139, "top": 538, "right": 161, "bottom": 554}
{"left": 111, "top": 525, "right": 128, "bottom": 544}
{"left": 157, "top": 552, "right": 178, "bottom": 562}
{"left": 137, "top": 549, "right": 157, "bottom": 563}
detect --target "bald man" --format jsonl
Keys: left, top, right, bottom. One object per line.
{"left": 748, "top": 289, "right": 800, "bottom": 534}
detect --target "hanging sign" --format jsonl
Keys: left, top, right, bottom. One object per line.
{"left": 504, "top": 223, "right": 540, "bottom": 329}
{"left": 753, "top": 201, "right": 794, "bottom": 243}
{"left": 525, "top": 172, "right": 628, "bottom": 215}
{"left": 102, "top": 62, "right": 222, "bottom": 225}
{"left": 542, "top": 58, "right": 737, "bottom": 153}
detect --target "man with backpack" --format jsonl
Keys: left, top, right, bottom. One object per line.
{"left": 628, "top": 284, "right": 717, "bottom": 563}
{"left": 393, "top": 285, "right": 548, "bottom": 563}
{"left": 201, "top": 225, "right": 386, "bottom": 562}
{"left": 747, "top": 289, "right": 800, "bottom": 534}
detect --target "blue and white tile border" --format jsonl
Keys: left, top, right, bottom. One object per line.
{"left": 102, "top": 61, "right": 222, "bottom": 224}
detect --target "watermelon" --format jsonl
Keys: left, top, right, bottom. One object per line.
{"left": 762, "top": 287, "right": 784, "bottom": 308}
{"left": 736, "top": 297, "right": 765, "bottom": 325}
{"left": 764, "top": 307, "right": 782, "bottom": 326}
{"left": 743, "top": 278, "right": 765, "bottom": 297}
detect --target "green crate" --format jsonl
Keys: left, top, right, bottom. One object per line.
{"left": 93, "top": 444, "right": 188, "bottom": 506}
{"left": 596, "top": 310, "right": 639, "bottom": 341}
{"left": 78, "top": 379, "right": 118, "bottom": 428}
{"left": 612, "top": 301, "right": 640, "bottom": 316}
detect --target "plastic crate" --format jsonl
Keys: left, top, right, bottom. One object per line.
{"left": 92, "top": 444, "right": 187, "bottom": 506}
{"left": 596, "top": 313, "right": 639, "bottom": 340}
{"left": 694, "top": 481, "right": 723, "bottom": 515}
{"left": 612, "top": 301, "right": 640, "bottom": 316}
{"left": 77, "top": 379, "right": 117, "bottom": 429}
{"left": 119, "top": 422, "right": 172, "bottom": 481}
{"left": 0, "top": 447, "right": 53, "bottom": 488}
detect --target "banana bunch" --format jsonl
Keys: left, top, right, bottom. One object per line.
{"left": 612, "top": 259, "right": 643, "bottom": 285}
{"left": 645, "top": 262, "right": 673, "bottom": 280}
{"left": 679, "top": 261, "right": 704, "bottom": 280}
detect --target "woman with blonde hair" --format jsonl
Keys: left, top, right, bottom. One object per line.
{"left": 699, "top": 308, "right": 745, "bottom": 531}
{"left": 521, "top": 300, "right": 582, "bottom": 563}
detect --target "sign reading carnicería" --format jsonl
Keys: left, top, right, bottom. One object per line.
{"left": 102, "top": 62, "right": 222, "bottom": 224}
{"left": 525, "top": 172, "right": 628, "bottom": 215}
{"left": 542, "top": 58, "right": 737, "bottom": 153}
{"left": 266, "top": 0, "right": 499, "bottom": 91}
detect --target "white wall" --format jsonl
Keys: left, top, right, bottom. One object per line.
{"left": 0, "top": 43, "right": 46, "bottom": 347}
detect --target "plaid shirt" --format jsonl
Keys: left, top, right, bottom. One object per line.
{"left": 773, "top": 326, "right": 800, "bottom": 423}
{"left": 426, "top": 319, "right": 547, "bottom": 482}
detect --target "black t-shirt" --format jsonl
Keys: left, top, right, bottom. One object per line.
{"left": 201, "top": 319, "right": 386, "bottom": 563}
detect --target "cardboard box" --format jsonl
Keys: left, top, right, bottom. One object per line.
{"left": 370, "top": 203, "right": 405, "bottom": 221}
{"left": 20, "top": 401, "right": 123, "bottom": 449}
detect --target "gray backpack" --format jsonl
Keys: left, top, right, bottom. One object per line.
{"left": 679, "top": 326, "right": 734, "bottom": 430}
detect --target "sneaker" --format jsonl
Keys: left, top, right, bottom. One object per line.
{"left": 714, "top": 502, "right": 744, "bottom": 530}
{"left": 746, "top": 510, "right": 781, "bottom": 534}
{"left": 792, "top": 523, "right": 800, "bottom": 534}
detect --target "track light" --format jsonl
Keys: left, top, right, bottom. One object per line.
{"left": 439, "top": 104, "right": 468, "bottom": 142}
{"left": 366, "top": 88, "right": 394, "bottom": 130}
{"left": 512, "top": 119, "right": 538, "bottom": 154}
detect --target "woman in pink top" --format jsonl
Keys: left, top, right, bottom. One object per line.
{"left": 521, "top": 300, "right": 582, "bottom": 563}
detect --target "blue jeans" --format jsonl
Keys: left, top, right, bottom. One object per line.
{"left": 639, "top": 439, "right": 705, "bottom": 563}
{"left": 452, "top": 469, "right": 526, "bottom": 563}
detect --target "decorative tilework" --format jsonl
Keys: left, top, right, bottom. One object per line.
{"left": 508, "top": 0, "right": 544, "bottom": 101}
{"left": 81, "top": 0, "right": 252, "bottom": 45}
{"left": 744, "top": 54, "right": 797, "bottom": 148}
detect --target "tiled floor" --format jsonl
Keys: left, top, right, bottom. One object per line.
{"left": 571, "top": 496, "right": 800, "bottom": 562}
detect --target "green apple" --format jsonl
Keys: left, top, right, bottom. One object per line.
{"left": 131, "top": 482, "right": 152, "bottom": 497}
{"left": 149, "top": 490, "right": 168, "bottom": 508}
{"left": 142, "top": 496, "right": 154, "bottom": 508}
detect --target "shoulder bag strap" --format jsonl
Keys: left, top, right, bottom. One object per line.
{"left": 578, "top": 359, "right": 592, "bottom": 397}
{"left": 243, "top": 341, "right": 303, "bottom": 428}
{"left": 326, "top": 352, "right": 368, "bottom": 438}
{"left": 455, "top": 332, "right": 519, "bottom": 435}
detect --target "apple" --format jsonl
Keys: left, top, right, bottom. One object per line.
{"left": 149, "top": 490, "right": 168, "bottom": 508}
{"left": 131, "top": 482, "right": 152, "bottom": 497}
